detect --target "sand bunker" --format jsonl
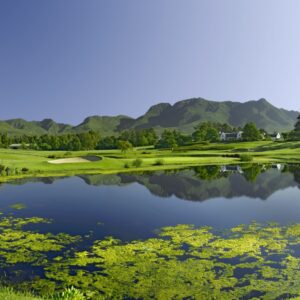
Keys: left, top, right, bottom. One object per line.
{"left": 48, "top": 156, "right": 102, "bottom": 164}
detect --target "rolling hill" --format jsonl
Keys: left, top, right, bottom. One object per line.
{"left": 129, "top": 98, "right": 298, "bottom": 133}
{"left": 0, "top": 98, "right": 298, "bottom": 136}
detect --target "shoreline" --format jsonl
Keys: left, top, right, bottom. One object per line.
{"left": 1, "top": 140, "right": 300, "bottom": 183}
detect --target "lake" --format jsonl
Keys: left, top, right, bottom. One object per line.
{"left": 1, "top": 164, "right": 300, "bottom": 298}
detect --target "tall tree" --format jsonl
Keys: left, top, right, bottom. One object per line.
{"left": 192, "top": 122, "right": 220, "bottom": 142}
{"left": 117, "top": 140, "right": 133, "bottom": 154}
{"left": 242, "top": 123, "right": 261, "bottom": 141}
{"left": 290, "top": 115, "right": 300, "bottom": 140}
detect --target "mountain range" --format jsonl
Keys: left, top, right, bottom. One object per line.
{"left": 1, "top": 98, "right": 298, "bottom": 136}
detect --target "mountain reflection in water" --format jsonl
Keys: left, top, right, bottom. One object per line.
{"left": 5, "top": 164, "right": 300, "bottom": 202}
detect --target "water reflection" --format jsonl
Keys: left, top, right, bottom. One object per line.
{"left": 3, "top": 164, "right": 300, "bottom": 202}
{"left": 0, "top": 164, "right": 300, "bottom": 245}
{"left": 78, "top": 164, "right": 299, "bottom": 201}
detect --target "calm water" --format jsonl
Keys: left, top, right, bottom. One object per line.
{"left": 0, "top": 164, "right": 299, "bottom": 241}
{"left": 1, "top": 164, "right": 300, "bottom": 298}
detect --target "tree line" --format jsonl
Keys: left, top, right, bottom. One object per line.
{"left": 0, "top": 129, "right": 159, "bottom": 151}
{"left": 1, "top": 115, "right": 300, "bottom": 151}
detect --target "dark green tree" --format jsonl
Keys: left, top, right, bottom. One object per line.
{"left": 97, "top": 136, "right": 118, "bottom": 149}
{"left": 156, "top": 130, "right": 178, "bottom": 149}
{"left": 117, "top": 140, "right": 133, "bottom": 154}
{"left": 242, "top": 123, "right": 261, "bottom": 141}
{"left": 290, "top": 115, "right": 300, "bottom": 140}
{"left": 295, "top": 115, "right": 300, "bottom": 131}
{"left": 205, "top": 127, "right": 220, "bottom": 142}
{"left": 192, "top": 122, "right": 221, "bottom": 142}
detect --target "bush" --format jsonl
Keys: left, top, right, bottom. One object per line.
{"left": 124, "top": 163, "right": 130, "bottom": 169}
{"left": 48, "top": 155, "right": 56, "bottom": 159}
{"left": 5, "top": 167, "right": 12, "bottom": 176}
{"left": 53, "top": 286, "right": 85, "bottom": 300}
{"left": 240, "top": 154, "right": 253, "bottom": 162}
{"left": 153, "top": 159, "right": 165, "bottom": 166}
{"left": 21, "top": 167, "right": 29, "bottom": 173}
{"left": 64, "top": 151, "right": 73, "bottom": 157}
{"left": 132, "top": 158, "right": 143, "bottom": 167}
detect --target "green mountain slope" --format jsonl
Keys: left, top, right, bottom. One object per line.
{"left": 2, "top": 118, "right": 73, "bottom": 135}
{"left": 37, "top": 118, "right": 72, "bottom": 134}
{"left": 71, "top": 115, "right": 134, "bottom": 136}
{"left": 0, "top": 98, "right": 298, "bottom": 136}
{"left": 130, "top": 98, "right": 298, "bottom": 133}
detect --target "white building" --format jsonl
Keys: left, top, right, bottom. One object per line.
{"left": 269, "top": 132, "right": 282, "bottom": 141}
{"left": 9, "top": 143, "right": 30, "bottom": 149}
{"left": 220, "top": 131, "right": 243, "bottom": 141}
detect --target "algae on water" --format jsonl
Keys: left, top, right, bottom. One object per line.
{"left": 1, "top": 211, "right": 300, "bottom": 299}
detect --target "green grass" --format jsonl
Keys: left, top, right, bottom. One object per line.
{"left": 0, "top": 286, "right": 85, "bottom": 300}
{"left": 0, "top": 287, "right": 42, "bottom": 300}
{"left": 1, "top": 140, "right": 300, "bottom": 182}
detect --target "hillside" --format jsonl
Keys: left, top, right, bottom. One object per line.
{"left": 0, "top": 98, "right": 298, "bottom": 136}
{"left": 2, "top": 118, "right": 73, "bottom": 135}
{"left": 130, "top": 98, "right": 298, "bottom": 133}
{"left": 71, "top": 115, "right": 134, "bottom": 136}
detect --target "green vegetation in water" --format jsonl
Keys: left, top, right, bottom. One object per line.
{"left": 2, "top": 210, "right": 300, "bottom": 299}
{"left": 0, "top": 215, "right": 79, "bottom": 268}
{"left": 37, "top": 223, "right": 300, "bottom": 299}
{"left": 10, "top": 203, "right": 27, "bottom": 210}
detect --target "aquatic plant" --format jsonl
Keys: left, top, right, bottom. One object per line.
{"left": 0, "top": 214, "right": 80, "bottom": 267}
{"left": 1, "top": 211, "right": 300, "bottom": 299}
{"left": 9, "top": 203, "right": 27, "bottom": 210}
{"left": 41, "top": 223, "right": 300, "bottom": 299}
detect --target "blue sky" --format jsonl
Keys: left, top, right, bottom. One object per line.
{"left": 1, "top": 0, "right": 300, "bottom": 124}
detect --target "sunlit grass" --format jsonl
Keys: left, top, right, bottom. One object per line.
{"left": 0, "top": 140, "right": 300, "bottom": 182}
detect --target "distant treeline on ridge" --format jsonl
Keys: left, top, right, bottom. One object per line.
{"left": 1, "top": 117, "right": 300, "bottom": 151}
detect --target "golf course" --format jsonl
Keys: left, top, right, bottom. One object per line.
{"left": 1, "top": 140, "right": 300, "bottom": 183}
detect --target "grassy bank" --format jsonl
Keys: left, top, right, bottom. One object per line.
{"left": 0, "top": 286, "right": 86, "bottom": 300}
{"left": 0, "top": 287, "right": 42, "bottom": 300}
{"left": 0, "top": 140, "right": 300, "bottom": 182}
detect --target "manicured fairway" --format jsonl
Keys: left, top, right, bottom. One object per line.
{"left": 0, "top": 140, "right": 300, "bottom": 182}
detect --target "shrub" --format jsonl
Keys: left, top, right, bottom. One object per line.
{"left": 21, "top": 167, "right": 29, "bottom": 173}
{"left": 48, "top": 155, "right": 56, "bottom": 159}
{"left": 124, "top": 163, "right": 130, "bottom": 169}
{"left": 64, "top": 151, "right": 73, "bottom": 157}
{"left": 132, "top": 158, "right": 143, "bottom": 167}
{"left": 5, "top": 167, "right": 11, "bottom": 176}
{"left": 154, "top": 159, "right": 165, "bottom": 166}
{"left": 240, "top": 154, "right": 253, "bottom": 162}
{"left": 52, "top": 286, "right": 85, "bottom": 300}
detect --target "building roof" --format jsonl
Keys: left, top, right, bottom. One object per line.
{"left": 269, "top": 132, "right": 281, "bottom": 138}
{"left": 221, "top": 132, "right": 243, "bottom": 138}
{"left": 9, "top": 143, "right": 30, "bottom": 148}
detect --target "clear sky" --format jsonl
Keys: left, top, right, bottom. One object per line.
{"left": 1, "top": 0, "right": 300, "bottom": 124}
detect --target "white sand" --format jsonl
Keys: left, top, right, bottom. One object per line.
{"left": 48, "top": 157, "right": 91, "bottom": 164}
